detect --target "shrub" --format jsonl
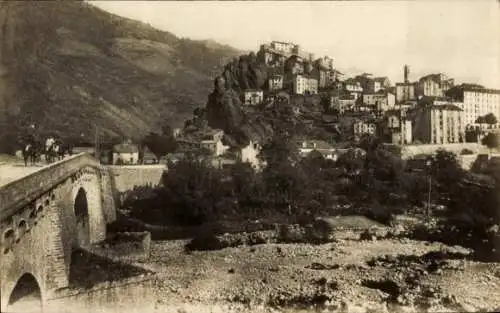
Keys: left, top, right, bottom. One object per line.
{"left": 185, "top": 233, "right": 225, "bottom": 252}
{"left": 275, "top": 219, "right": 335, "bottom": 245}
{"left": 247, "top": 232, "right": 268, "bottom": 245}
{"left": 304, "top": 218, "right": 335, "bottom": 244}
{"left": 461, "top": 148, "right": 474, "bottom": 155}
{"left": 184, "top": 226, "right": 228, "bottom": 252}
{"left": 276, "top": 224, "right": 306, "bottom": 243}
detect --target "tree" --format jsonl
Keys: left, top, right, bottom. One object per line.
{"left": 429, "top": 149, "right": 466, "bottom": 197}
{"left": 160, "top": 156, "right": 227, "bottom": 225}
{"left": 258, "top": 133, "right": 299, "bottom": 166}
{"left": 476, "top": 116, "right": 486, "bottom": 124}
{"left": 484, "top": 113, "right": 498, "bottom": 126}
{"left": 481, "top": 132, "right": 500, "bottom": 152}
{"left": 358, "top": 134, "right": 381, "bottom": 152}
{"left": 460, "top": 148, "right": 474, "bottom": 155}
{"left": 142, "top": 132, "right": 177, "bottom": 160}
{"left": 229, "top": 161, "right": 262, "bottom": 207}
{"left": 258, "top": 134, "right": 310, "bottom": 210}
{"left": 465, "top": 127, "right": 481, "bottom": 143}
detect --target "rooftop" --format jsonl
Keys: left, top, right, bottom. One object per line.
{"left": 463, "top": 88, "right": 500, "bottom": 94}
{"left": 418, "top": 73, "right": 451, "bottom": 84}
{"left": 179, "top": 128, "right": 224, "bottom": 143}
{"left": 428, "top": 104, "right": 463, "bottom": 111}
{"left": 298, "top": 140, "right": 335, "bottom": 150}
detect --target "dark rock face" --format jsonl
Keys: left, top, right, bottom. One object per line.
{"left": 203, "top": 52, "right": 288, "bottom": 147}
{"left": 206, "top": 89, "right": 245, "bottom": 134}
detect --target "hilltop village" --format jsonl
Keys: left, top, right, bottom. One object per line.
{"left": 135, "top": 40, "right": 500, "bottom": 170}
{"left": 18, "top": 40, "right": 499, "bottom": 173}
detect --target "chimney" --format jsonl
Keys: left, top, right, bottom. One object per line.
{"left": 404, "top": 64, "right": 410, "bottom": 83}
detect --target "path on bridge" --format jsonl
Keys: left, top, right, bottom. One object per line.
{"left": 0, "top": 163, "right": 45, "bottom": 187}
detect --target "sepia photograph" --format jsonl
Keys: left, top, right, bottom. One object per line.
{"left": 0, "top": 0, "right": 500, "bottom": 312}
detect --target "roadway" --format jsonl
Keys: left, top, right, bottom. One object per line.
{"left": 0, "top": 162, "right": 44, "bottom": 187}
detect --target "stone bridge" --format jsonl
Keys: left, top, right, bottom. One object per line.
{"left": 0, "top": 153, "right": 118, "bottom": 312}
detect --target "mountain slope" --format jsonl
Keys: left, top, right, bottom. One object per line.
{"left": 0, "top": 0, "right": 240, "bottom": 150}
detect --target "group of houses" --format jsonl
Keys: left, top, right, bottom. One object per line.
{"left": 240, "top": 41, "right": 343, "bottom": 107}
{"left": 372, "top": 66, "right": 500, "bottom": 146}
{"left": 320, "top": 64, "right": 500, "bottom": 148}
{"left": 104, "top": 42, "right": 500, "bottom": 170}
{"left": 238, "top": 41, "right": 500, "bottom": 151}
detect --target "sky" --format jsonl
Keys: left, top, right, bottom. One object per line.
{"left": 90, "top": 0, "right": 500, "bottom": 88}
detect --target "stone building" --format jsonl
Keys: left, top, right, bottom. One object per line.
{"left": 268, "top": 74, "right": 284, "bottom": 91}
{"left": 242, "top": 90, "right": 264, "bottom": 106}
{"left": 410, "top": 101, "right": 464, "bottom": 144}
{"left": 293, "top": 75, "right": 318, "bottom": 95}
{"left": 447, "top": 85, "right": 500, "bottom": 127}
{"left": 417, "top": 73, "right": 454, "bottom": 97}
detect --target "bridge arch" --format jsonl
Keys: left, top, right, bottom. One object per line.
{"left": 6, "top": 273, "right": 42, "bottom": 313}
{"left": 70, "top": 171, "right": 106, "bottom": 246}
{"left": 74, "top": 187, "right": 90, "bottom": 247}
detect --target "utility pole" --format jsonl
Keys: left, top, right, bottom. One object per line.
{"left": 94, "top": 125, "right": 100, "bottom": 162}
{"left": 426, "top": 159, "right": 432, "bottom": 219}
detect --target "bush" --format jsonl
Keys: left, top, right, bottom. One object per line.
{"left": 275, "top": 219, "right": 335, "bottom": 245}
{"left": 185, "top": 233, "right": 225, "bottom": 252}
{"left": 247, "top": 232, "right": 268, "bottom": 245}
{"left": 184, "top": 226, "right": 228, "bottom": 252}
{"left": 276, "top": 224, "right": 306, "bottom": 243}
{"left": 461, "top": 148, "right": 474, "bottom": 155}
{"left": 304, "top": 219, "right": 335, "bottom": 244}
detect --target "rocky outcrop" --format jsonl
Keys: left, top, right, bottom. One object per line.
{"left": 205, "top": 55, "right": 277, "bottom": 146}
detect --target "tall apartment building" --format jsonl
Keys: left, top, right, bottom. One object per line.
{"left": 411, "top": 102, "right": 465, "bottom": 144}
{"left": 293, "top": 75, "right": 318, "bottom": 95}
{"left": 447, "top": 85, "right": 500, "bottom": 127}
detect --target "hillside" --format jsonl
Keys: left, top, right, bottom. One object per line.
{"left": 0, "top": 0, "right": 241, "bottom": 151}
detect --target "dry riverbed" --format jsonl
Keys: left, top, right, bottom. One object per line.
{"left": 132, "top": 234, "right": 500, "bottom": 313}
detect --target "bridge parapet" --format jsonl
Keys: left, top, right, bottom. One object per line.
{"left": 0, "top": 153, "right": 101, "bottom": 222}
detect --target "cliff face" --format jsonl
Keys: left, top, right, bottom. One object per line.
{"left": 0, "top": 1, "right": 240, "bottom": 150}
{"left": 204, "top": 53, "right": 277, "bottom": 146}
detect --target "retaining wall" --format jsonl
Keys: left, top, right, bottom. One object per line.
{"left": 399, "top": 143, "right": 486, "bottom": 160}
{"left": 106, "top": 165, "right": 166, "bottom": 193}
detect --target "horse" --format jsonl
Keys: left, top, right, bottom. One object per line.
{"left": 45, "top": 143, "right": 60, "bottom": 163}
{"left": 44, "top": 137, "right": 65, "bottom": 163}
{"left": 22, "top": 144, "right": 35, "bottom": 166}
{"left": 22, "top": 141, "right": 42, "bottom": 166}
{"left": 59, "top": 143, "right": 73, "bottom": 158}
